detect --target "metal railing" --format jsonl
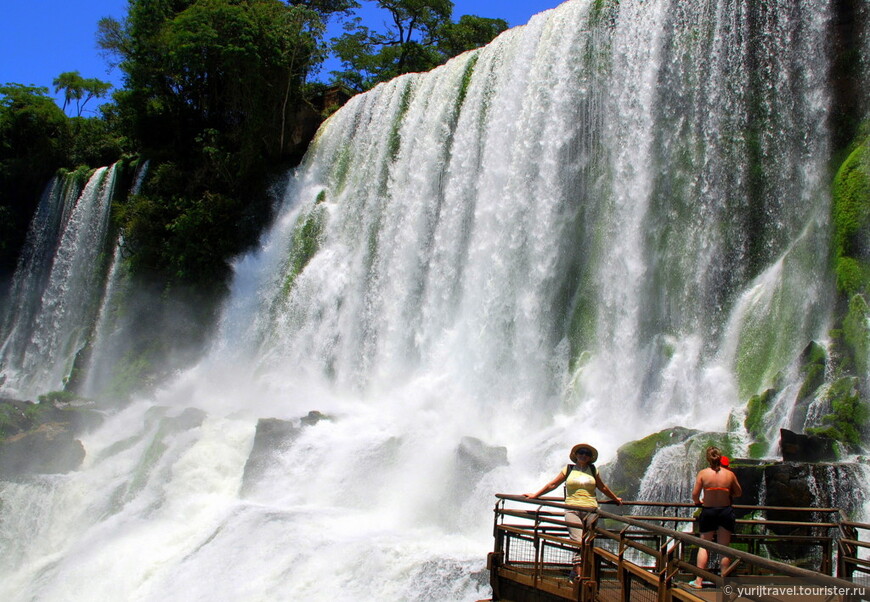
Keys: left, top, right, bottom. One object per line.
{"left": 488, "top": 494, "right": 870, "bottom": 602}
{"left": 840, "top": 517, "right": 870, "bottom": 583}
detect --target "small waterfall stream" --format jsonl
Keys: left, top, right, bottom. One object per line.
{"left": 0, "top": 166, "right": 117, "bottom": 398}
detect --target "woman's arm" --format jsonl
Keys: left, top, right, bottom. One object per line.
{"left": 730, "top": 473, "right": 742, "bottom": 498}
{"left": 525, "top": 472, "right": 566, "bottom": 498}
{"left": 595, "top": 473, "right": 623, "bottom": 505}
{"left": 691, "top": 472, "right": 703, "bottom": 505}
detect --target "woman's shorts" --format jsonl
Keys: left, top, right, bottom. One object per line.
{"left": 698, "top": 506, "right": 736, "bottom": 533}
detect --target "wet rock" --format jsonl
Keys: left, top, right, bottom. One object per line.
{"left": 436, "top": 437, "right": 508, "bottom": 530}
{"left": 604, "top": 427, "right": 700, "bottom": 499}
{"left": 730, "top": 459, "right": 862, "bottom": 562}
{"left": 779, "top": 428, "right": 838, "bottom": 462}
{"left": 788, "top": 342, "right": 827, "bottom": 431}
{"left": 301, "top": 410, "right": 328, "bottom": 426}
{"left": 0, "top": 423, "right": 86, "bottom": 477}
{"left": 0, "top": 397, "right": 104, "bottom": 439}
{"left": 240, "top": 412, "right": 331, "bottom": 495}
{"left": 0, "top": 397, "right": 104, "bottom": 478}
{"left": 455, "top": 436, "right": 508, "bottom": 476}
{"left": 241, "top": 418, "right": 300, "bottom": 491}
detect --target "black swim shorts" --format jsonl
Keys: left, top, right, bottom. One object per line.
{"left": 698, "top": 506, "right": 736, "bottom": 533}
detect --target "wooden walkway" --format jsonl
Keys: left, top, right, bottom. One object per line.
{"left": 485, "top": 495, "right": 870, "bottom": 602}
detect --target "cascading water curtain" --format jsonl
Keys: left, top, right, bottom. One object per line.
{"left": 0, "top": 1, "right": 858, "bottom": 601}
{"left": 0, "top": 165, "right": 117, "bottom": 399}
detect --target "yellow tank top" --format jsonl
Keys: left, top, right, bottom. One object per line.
{"left": 562, "top": 464, "right": 598, "bottom": 509}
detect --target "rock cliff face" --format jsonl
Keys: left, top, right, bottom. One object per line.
{"left": 729, "top": 457, "right": 864, "bottom": 560}
{"left": 730, "top": 459, "right": 862, "bottom": 514}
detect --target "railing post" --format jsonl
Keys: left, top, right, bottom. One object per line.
{"left": 489, "top": 499, "right": 504, "bottom": 601}
{"left": 616, "top": 526, "right": 631, "bottom": 602}
{"left": 658, "top": 536, "right": 675, "bottom": 602}
{"left": 532, "top": 506, "right": 543, "bottom": 587}
{"left": 838, "top": 521, "right": 858, "bottom": 580}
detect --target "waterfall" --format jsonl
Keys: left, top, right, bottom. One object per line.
{"left": 0, "top": 166, "right": 117, "bottom": 399}
{"left": 638, "top": 443, "right": 698, "bottom": 506}
{"left": 79, "top": 161, "right": 150, "bottom": 400}
{"left": 0, "top": 0, "right": 859, "bottom": 600}
{"left": 0, "top": 175, "right": 83, "bottom": 367}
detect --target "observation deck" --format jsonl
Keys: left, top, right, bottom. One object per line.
{"left": 484, "top": 495, "right": 870, "bottom": 602}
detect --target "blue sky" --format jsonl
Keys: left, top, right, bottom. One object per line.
{"left": 0, "top": 0, "right": 564, "bottom": 114}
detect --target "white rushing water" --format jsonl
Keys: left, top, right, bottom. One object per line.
{"left": 0, "top": 166, "right": 117, "bottom": 398}
{"left": 0, "top": 0, "right": 853, "bottom": 600}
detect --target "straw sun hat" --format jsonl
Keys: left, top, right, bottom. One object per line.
{"left": 570, "top": 443, "right": 599, "bottom": 463}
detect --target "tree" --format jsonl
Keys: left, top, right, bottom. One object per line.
{"left": 52, "top": 71, "right": 112, "bottom": 117}
{"left": 98, "top": 0, "right": 335, "bottom": 163}
{"left": 436, "top": 14, "right": 509, "bottom": 57}
{"left": 331, "top": 0, "right": 507, "bottom": 91}
{"left": 95, "top": 0, "right": 357, "bottom": 290}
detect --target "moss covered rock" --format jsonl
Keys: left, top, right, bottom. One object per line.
{"left": 843, "top": 294, "right": 869, "bottom": 377}
{"left": 744, "top": 388, "right": 776, "bottom": 458}
{"left": 808, "top": 376, "right": 868, "bottom": 446}
{"left": 832, "top": 140, "right": 870, "bottom": 298}
{"left": 604, "top": 427, "right": 699, "bottom": 498}
{"left": 0, "top": 396, "right": 103, "bottom": 477}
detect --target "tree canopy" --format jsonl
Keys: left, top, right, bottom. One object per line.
{"left": 97, "top": 0, "right": 329, "bottom": 163}
{"left": 331, "top": 0, "right": 507, "bottom": 90}
{"left": 52, "top": 71, "right": 112, "bottom": 117}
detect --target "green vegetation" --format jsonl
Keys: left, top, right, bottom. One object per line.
{"left": 796, "top": 342, "right": 827, "bottom": 402}
{"left": 53, "top": 71, "right": 112, "bottom": 117}
{"left": 0, "top": 0, "right": 506, "bottom": 401}
{"left": 817, "top": 127, "right": 870, "bottom": 447}
{"left": 0, "top": 84, "right": 124, "bottom": 280}
{"left": 744, "top": 389, "right": 775, "bottom": 458}
{"left": 832, "top": 140, "right": 870, "bottom": 296}
{"left": 605, "top": 427, "right": 740, "bottom": 498}
{"left": 0, "top": 395, "right": 89, "bottom": 441}
{"left": 614, "top": 427, "right": 698, "bottom": 485}
{"left": 808, "top": 377, "right": 868, "bottom": 446}
{"left": 37, "top": 390, "right": 84, "bottom": 405}
{"left": 843, "top": 294, "right": 870, "bottom": 377}
{"left": 331, "top": 0, "right": 507, "bottom": 91}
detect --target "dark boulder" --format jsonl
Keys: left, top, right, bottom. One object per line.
{"left": 0, "top": 397, "right": 104, "bottom": 478}
{"left": 240, "top": 412, "right": 332, "bottom": 495}
{"left": 455, "top": 436, "right": 508, "bottom": 477}
{"left": 779, "top": 428, "right": 838, "bottom": 462}
{"left": 241, "top": 418, "right": 301, "bottom": 494}
{"left": 0, "top": 423, "right": 86, "bottom": 477}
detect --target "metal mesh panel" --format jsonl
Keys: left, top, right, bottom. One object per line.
{"left": 504, "top": 532, "right": 536, "bottom": 564}
{"left": 541, "top": 539, "right": 576, "bottom": 566}
{"left": 624, "top": 575, "right": 659, "bottom": 602}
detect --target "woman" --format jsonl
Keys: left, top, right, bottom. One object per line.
{"left": 525, "top": 443, "right": 622, "bottom": 580}
{"left": 690, "top": 446, "right": 742, "bottom": 589}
